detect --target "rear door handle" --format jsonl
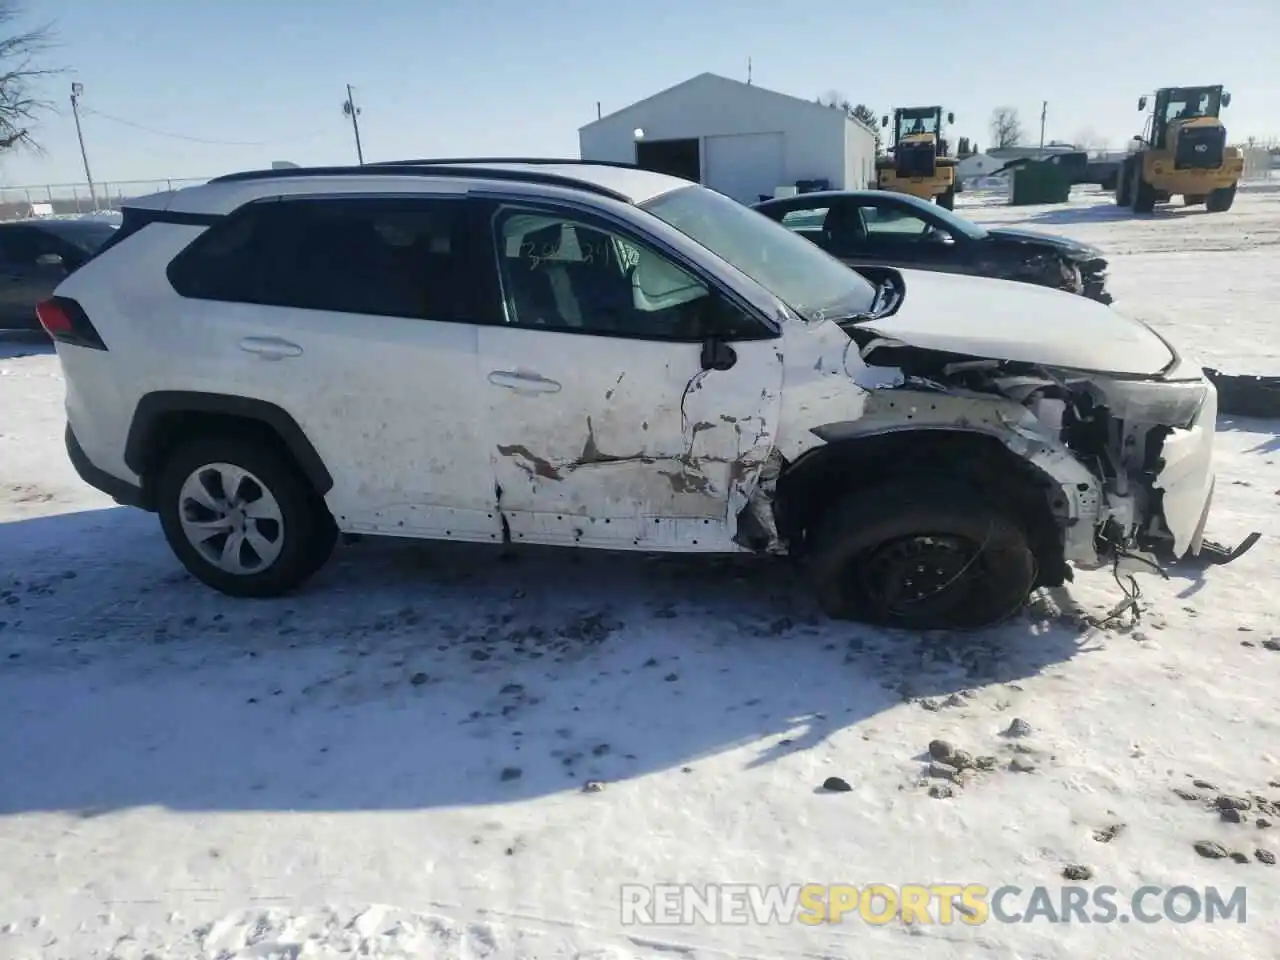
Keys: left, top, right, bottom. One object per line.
{"left": 239, "top": 336, "right": 302, "bottom": 360}
{"left": 487, "top": 370, "right": 561, "bottom": 393}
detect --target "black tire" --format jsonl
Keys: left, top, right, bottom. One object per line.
{"left": 806, "top": 480, "right": 1036, "bottom": 630}
{"left": 1114, "top": 160, "right": 1131, "bottom": 206}
{"left": 155, "top": 433, "right": 337, "bottom": 598}
{"left": 1131, "top": 161, "right": 1157, "bottom": 213}
{"left": 936, "top": 186, "right": 956, "bottom": 210}
{"left": 1206, "top": 183, "right": 1237, "bottom": 213}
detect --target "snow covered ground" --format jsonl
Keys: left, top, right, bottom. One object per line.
{"left": 2, "top": 189, "right": 1279, "bottom": 960}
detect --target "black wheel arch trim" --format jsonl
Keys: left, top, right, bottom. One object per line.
{"left": 124, "top": 391, "right": 334, "bottom": 496}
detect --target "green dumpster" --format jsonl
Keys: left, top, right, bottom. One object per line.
{"left": 1010, "top": 159, "right": 1072, "bottom": 205}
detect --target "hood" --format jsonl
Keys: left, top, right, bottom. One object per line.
{"left": 986, "top": 226, "right": 1105, "bottom": 262}
{"left": 860, "top": 269, "right": 1175, "bottom": 376}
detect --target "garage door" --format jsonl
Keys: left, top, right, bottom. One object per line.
{"left": 703, "top": 132, "right": 786, "bottom": 204}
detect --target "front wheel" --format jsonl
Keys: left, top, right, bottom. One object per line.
{"left": 155, "top": 434, "right": 337, "bottom": 598}
{"left": 936, "top": 186, "right": 956, "bottom": 210}
{"left": 807, "top": 480, "right": 1036, "bottom": 630}
{"left": 1131, "top": 162, "right": 1157, "bottom": 213}
{"left": 1115, "top": 160, "right": 1132, "bottom": 206}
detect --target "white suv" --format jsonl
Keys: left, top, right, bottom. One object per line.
{"left": 40, "top": 159, "right": 1254, "bottom": 629}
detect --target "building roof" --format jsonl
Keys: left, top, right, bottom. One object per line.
{"left": 579, "top": 72, "right": 877, "bottom": 136}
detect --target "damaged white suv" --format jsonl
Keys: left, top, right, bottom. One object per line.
{"left": 42, "top": 159, "right": 1256, "bottom": 628}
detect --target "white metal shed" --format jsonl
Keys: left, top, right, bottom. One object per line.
{"left": 578, "top": 73, "right": 878, "bottom": 204}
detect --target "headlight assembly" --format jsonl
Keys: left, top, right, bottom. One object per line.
{"left": 1088, "top": 376, "right": 1210, "bottom": 429}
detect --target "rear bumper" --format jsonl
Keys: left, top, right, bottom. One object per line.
{"left": 65, "top": 423, "right": 148, "bottom": 509}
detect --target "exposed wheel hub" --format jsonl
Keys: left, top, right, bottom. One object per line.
{"left": 860, "top": 534, "right": 979, "bottom": 618}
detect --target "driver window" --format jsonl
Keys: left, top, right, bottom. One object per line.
{"left": 495, "top": 208, "right": 713, "bottom": 341}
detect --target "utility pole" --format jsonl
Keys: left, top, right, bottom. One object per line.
{"left": 69, "top": 82, "right": 98, "bottom": 210}
{"left": 1039, "top": 100, "right": 1047, "bottom": 155}
{"left": 747, "top": 57, "right": 753, "bottom": 85}
{"left": 342, "top": 84, "right": 364, "bottom": 165}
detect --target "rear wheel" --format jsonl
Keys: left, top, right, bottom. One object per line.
{"left": 155, "top": 434, "right": 337, "bottom": 598}
{"left": 936, "top": 186, "right": 956, "bottom": 210}
{"left": 806, "top": 480, "right": 1037, "bottom": 630}
{"left": 1206, "top": 183, "right": 1237, "bottom": 212}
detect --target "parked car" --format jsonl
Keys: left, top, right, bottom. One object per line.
{"left": 0, "top": 219, "right": 119, "bottom": 330}
{"left": 753, "top": 189, "right": 1112, "bottom": 304}
{"left": 40, "top": 159, "right": 1252, "bottom": 629}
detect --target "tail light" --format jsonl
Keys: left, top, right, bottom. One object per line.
{"left": 36, "top": 296, "right": 107, "bottom": 350}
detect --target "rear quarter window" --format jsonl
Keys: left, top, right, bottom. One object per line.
{"left": 166, "top": 196, "right": 477, "bottom": 322}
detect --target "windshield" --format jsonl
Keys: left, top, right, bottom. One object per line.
{"left": 41, "top": 221, "right": 119, "bottom": 255}
{"left": 896, "top": 110, "right": 939, "bottom": 141}
{"left": 1163, "top": 88, "right": 1221, "bottom": 123}
{"left": 640, "top": 185, "right": 878, "bottom": 322}
{"left": 885, "top": 193, "right": 988, "bottom": 240}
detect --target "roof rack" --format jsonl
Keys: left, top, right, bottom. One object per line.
{"left": 370, "top": 157, "right": 639, "bottom": 169}
{"left": 207, "top": 162, "right": 633, "bottom": 202}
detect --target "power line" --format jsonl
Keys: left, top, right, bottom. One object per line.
{"left": 81, "top": 108, "right": 330, "bottom": 147}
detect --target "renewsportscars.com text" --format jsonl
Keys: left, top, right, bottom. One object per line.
{"left": 620, "top": 883, "right": 1248, "bottom": 926}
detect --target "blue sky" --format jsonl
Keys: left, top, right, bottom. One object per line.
{"left": 2, "top": 0, "right": 1277, "bottom": 189}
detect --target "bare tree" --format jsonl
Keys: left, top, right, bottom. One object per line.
{"left": 817, "top": 92, "right": 882, "bottom": 150}
{"left": 1073, "top": 127, "right": 1109, "bottom": 156}
{"left": 849, "top": 103, "right": 881, "bottom": 152}
{"left": 0, "top": 2, "right": 60, "bottom": 153}
{"left": 990, "top": 107, "right": 1023, "bottom": 149}
{"left": 816, "top": 90, "right": 847, "bottom": 111}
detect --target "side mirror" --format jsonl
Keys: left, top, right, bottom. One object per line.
{"left": 1137, "top": 95, "right": 1148, "bottom": 111}
{"left": 35, "top": 253, "right": 64, "bottom": 268}
{"left": 947, "top": 112, "right": 955, "bottom": 125}
{"left": 881, "top": 115, "right": 889, "bottom": 128}
{"left": 700, "top": 337, "right": 737, "bottom": 372}
{"left": 1222, "top": 91, "right": 1232, "bottom": 107}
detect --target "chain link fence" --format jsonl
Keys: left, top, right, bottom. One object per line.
{"left": 0, "top": 177, "right": 211, "bottom": 220}
{"left": 1240, "top": 141, "right": 1279, "bottom": 182}
{"left": 1, "top": 144, "right": 1276, "bottom": 221}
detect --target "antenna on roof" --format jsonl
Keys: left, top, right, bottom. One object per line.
{"left": 747, "top": 57, "right": 752, "bottom": 85}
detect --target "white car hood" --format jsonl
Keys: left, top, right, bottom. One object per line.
{"left": 861, "top": 269, "right": 1175, "bottom": 376}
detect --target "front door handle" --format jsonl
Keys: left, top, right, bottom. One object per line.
{"left": 488, "top": 370, "right": 561, "bottom": 393}
{"left": 239, "top": 336, "right": 303, "bottom": 360}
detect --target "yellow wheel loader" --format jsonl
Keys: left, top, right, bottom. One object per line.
{"left": 1115, "top": 86, "right": 1244, "bottom": 214}
{"left": 875, "top": 106, "right": 959, "bottom": 209}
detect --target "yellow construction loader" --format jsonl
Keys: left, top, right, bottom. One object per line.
{"left": 1116, "top": 85, "right": 1244, "bottom": 213}
{"left": 875, "top": 106, "right": 958, "bottom": 209}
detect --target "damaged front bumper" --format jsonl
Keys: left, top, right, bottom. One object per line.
{"left": 1177, "top": 474, "right": 1262, "bottom": 567}
{"left": 831, "top": 357, "right": 1259, "bottom": 579}
{"left": 1069, "top": 369, "right": 1260, "bottom": 570}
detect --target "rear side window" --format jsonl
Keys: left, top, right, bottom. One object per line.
{"left": 779, "top": 207, "right": 829, "bottom": 228}
{"left": 166, "top": 197, "right": 476, "bottom": 322}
